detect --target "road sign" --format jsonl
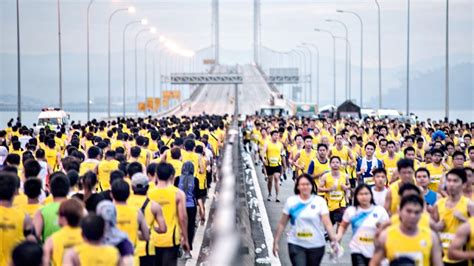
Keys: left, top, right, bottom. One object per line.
{"left": 203, "top": 59, "right": 216, "bottom": 65}
{"left": 168, "top": 73, "right": 243, "bottom": 84}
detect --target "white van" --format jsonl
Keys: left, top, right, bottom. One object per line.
{"left": 377, "top": 109, "right": 402, "bottom": 119}
{"left": 36, "top": 108, "right": 70, "bottom": 131}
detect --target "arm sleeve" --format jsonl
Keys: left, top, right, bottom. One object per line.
{"left": 342, "top": 206, "right": 353, "bottom": 223}
{"left": 319, "top": 197, "right": 329, "bottom": 215}
{"left": 282, "top": 197, "right": 292, "bottom": 215}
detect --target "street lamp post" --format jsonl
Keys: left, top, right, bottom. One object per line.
{"left": 315, "top": 28, "right": 337, "bottom": 106}
{"left": 122, "top": 19, "right": 147, "bottom": 117}
{"left": 108, "top": 6, "right": 134, "bottom": 118}
{"left": 302, "top": 43, "right": 320, "bottom": 107}
{"left": 337, "top": 10, "right": 364, "bottom": 106}
{"left": 298, "top": 45, "right": 313, "bottom": 103}
{"left": 57, "top": 0, "right": 63, "bottom": 109}
{"left": 445, "top": 0, "right": 449, "bottom": 120}
{"left": 375, "top": 0, "right": 382, "bottom": 109}
{"left": 326, "top": 19, "right": 349, "bottom": 100}
{"left": 16, "top": 0, "right": 21, "bottom": 120}
{"left": 86, "top": 0, "right": 95, "bottom": 121}
{"left": 335, "top": 36, "right": 351, "bottom": 101}
{"left": 134, "top": 27, "right": 155, "bottom": 117}
{"left": 144, "top": 38, "right": 159, "bottom": 115}
{"left": 406, "top": 0, "right": 411, "bottom": 115}
{"left": 292, "top": 50, "right": 305, "bottom": 102}
{"left": 152, "top": 44, "right": 160, "bottom": 113}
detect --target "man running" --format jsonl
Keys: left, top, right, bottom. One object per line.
{"left": 370, "top": 194, "right": 442, "bottom": 266}
{"left": 262, "top": 130, "right": 286, "bottom": 202}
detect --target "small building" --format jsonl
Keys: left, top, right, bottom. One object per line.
{"left": 337, "top": 100, "right": 361, "bottom": 119}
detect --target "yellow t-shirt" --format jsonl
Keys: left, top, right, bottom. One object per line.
{"left": 0, "top": 206, "right": 26, "bottom": 266}
{"left": 115, "top": 204, "right": 139, "bottom": 246}
{"left": 128, "top": 194, "right": 155, "bottom": 257}
{"left": 51, "top": 226, "right": 83, "bottom": 266}
{"left": 383, "top": 154, "right": 401, "bottom": 181}
{"left": 323, "top": 172, "right": 347, "bottom": 211}
{"left": 19, "top": 203, "right": 43, "bottom": 219}
{"left": 436, "top": 196, "right": 470, "bottom": 263}
{"left": 385, "top": 225, "right": 432, "bottom": 266}
{"left": 426, "top": 163, "right": 447, "bottom": 192}
{"left": 79, "top": 159, "right": 99, "bottom": 176}
{"left": 169, "top": 159, "right": 183, "bottom": 178}
{"left": 74, "top": 243, "right": 119, "bottom": 266}
{"left": 97, "top": 159, "right": 120, "bottom": 191}
{"left": 266, "top": 141, "right": 283, "bottom": 167}
{"left": 148, "top": 185, "right": 180, "bottom": 247}
{"left": 296, "top": 149, "right": 316, "bottom": 176}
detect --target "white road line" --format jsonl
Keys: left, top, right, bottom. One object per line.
{"left": 244, "top": 151, "right": 281, "bottom": 266}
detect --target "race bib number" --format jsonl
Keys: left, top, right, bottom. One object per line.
{"left": 268, "top": 157, "right": 279, "bottom": 165}
{"left": 364, "top": 177, "right": 374, "bottom": 186}
{"left": 329, "top": 191, "right": 344, "bottom": 201}
{"left": 358, "top": 235, "right": 374, "bottom": 244}
{"left": 394, "top": 252, "right": 423, "bottom": 266}
{"left": 440, "top": 232, "right": 454, "bottom": 249}
{"left": 431, "top": 175, "right": 441, "bottom": 184}
{"left": 296, "top": 227, "right": 314, "bottom": 240}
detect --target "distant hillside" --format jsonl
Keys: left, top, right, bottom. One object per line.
{"left": 368, "top": 63, "right": 473, "bottom": 110}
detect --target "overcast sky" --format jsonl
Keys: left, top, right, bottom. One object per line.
{"left": 0, "top": 0, "right": 472, "bottom": 108}
{"left": 2, "top": 0, "right": 472, "bottom": 62}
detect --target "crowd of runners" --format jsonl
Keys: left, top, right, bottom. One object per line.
{"left": 242, "top": 115, "right": 474, "bottom": 266}
{"left": 1, "top": 112, "right": 474, "bottom": 266}
{"left": 0, "top": 115, "right": 228, "bottom": 266}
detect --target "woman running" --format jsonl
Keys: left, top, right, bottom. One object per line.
{"left": 273, "top": 174, "right": 337, "bottom": 266}
{"left": 335, "top": 184, "right": 389, "bottom": 266}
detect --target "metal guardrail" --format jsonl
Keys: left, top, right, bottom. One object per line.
{"left": 208, "top": 76, "right": 241, "bottom": 266}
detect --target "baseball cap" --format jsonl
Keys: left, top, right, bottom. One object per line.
{"left": 131, "top": 172, "right": 149, "bottom": 188}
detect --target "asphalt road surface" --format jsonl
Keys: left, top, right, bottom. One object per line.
{"left": 253, "top": 161, "right": 352, "bottom": 266}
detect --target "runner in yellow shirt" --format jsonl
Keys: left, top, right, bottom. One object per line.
{"left": 79, "top": 146, "right": 101, "bottom": 176}
{"left": 168, "top": 147, "right": 183, "bottom": 178}
{"left": 19, "top": 178, "right": 43, "bottom": 218}
{"left": 375, "top": 138, "right": 388, "bottom": 161}
{"left": 148, "top": 162, "right": 189, "bottom": 266}
{"left": 111, "top": 179, "right": 149, "bottom": 250}
{"left": 384, "top": 159, "right": 417, "bottom": 215}
{"left": 97, "top": 150, "right": 120, "bottom": 191}
{"left": 370, "top": 194, "right": 442, "bottom": 266}
{"left": 0, "top": 171, "right": 35, "bottom": 266}
{"left": 448, "top": 216, "right": 474, "bottom": 261}
{"left": 293, "top": 135, "right": 316, "bottom": 176}
{"left": 432, "top": 168, "right": 474, "bottom": 265}
{"left": 63, "top": 214, "right": 120, "bottom": 266}
{"left": 426, "top": 148, "right": 449, "bottom": 194}
{"left": 307, "top": 143, "right": 330, "bottom": 196}
{"left": 319, "top": 156, "right": 350, "bottom": 227}
{"left": 329, "top": 134, "right": 354, "bottom": 172}
{"left": 383, "top": 140, "right": 401, "bottom": 183}
{"left": 262, "top": 130, "right": 286, "bottom": 202}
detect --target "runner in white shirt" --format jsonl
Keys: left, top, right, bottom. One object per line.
{"left": 273, "top": 174, "right": 337, "bottom": 265}
{"left": 335, "top": 183, "right": 389, "bottom": 266}
{"left": 371, "top": 168, "right": 388, "bottom": 207}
